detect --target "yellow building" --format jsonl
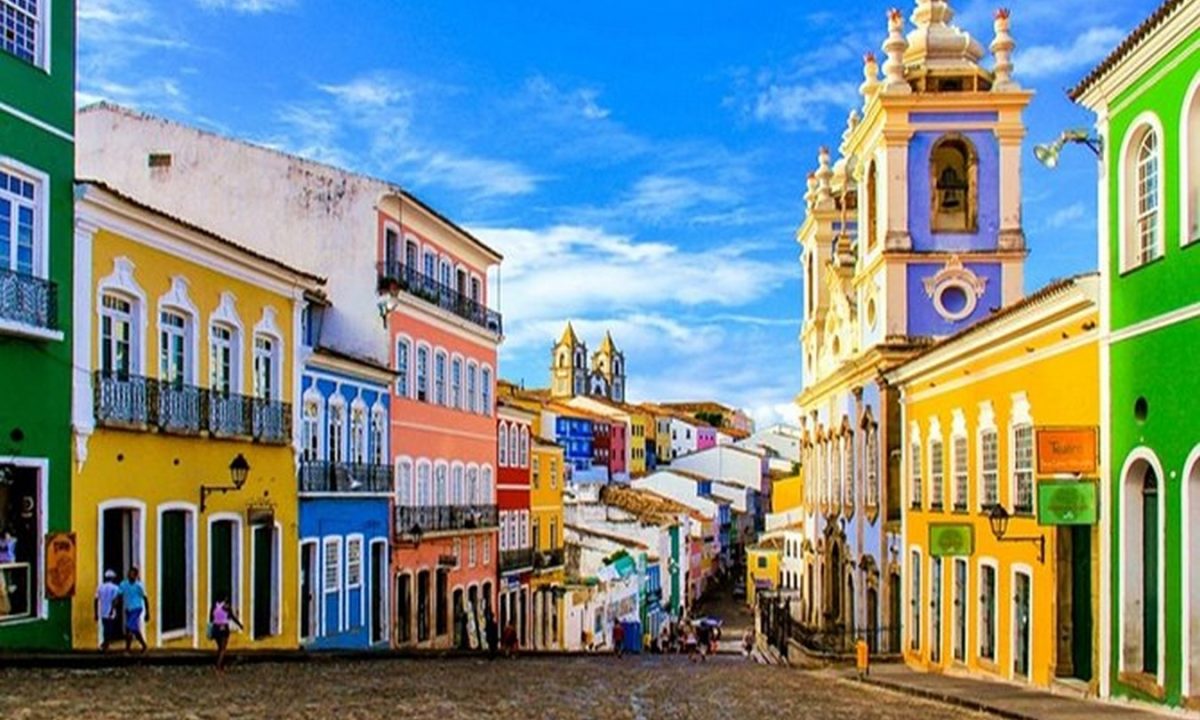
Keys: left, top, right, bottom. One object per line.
{"left": 71, "top": 184, "right": 323, "bottom": 650}
{"left": 771, "top": 472, "right": 804, "bottom": 514}
{"left": 887, "top": 275, "right": 1100, "bottom": 690}
{"left": 746, "top": 537, "right": 782, "bottom": 607}
{"left": 530, "top": 437, "right": 566, "bottom": 649}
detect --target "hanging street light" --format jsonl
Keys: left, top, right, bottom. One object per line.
{"left": 1033, "top": 128, "right": 1102, "bottom": 169}
{"left": 200, "top": 453, "right": 252, "bottom": 512}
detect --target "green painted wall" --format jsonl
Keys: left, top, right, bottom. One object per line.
{"left": 1102, "top": 23, "right": 1200, "bottom": 709}
{"left": 0, "top": 0, "right": 75, "bottom": 650}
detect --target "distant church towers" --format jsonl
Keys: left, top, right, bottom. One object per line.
{"left": 550, "top": 323, "right": 626, "bottom": 403}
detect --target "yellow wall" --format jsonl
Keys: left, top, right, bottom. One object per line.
{"left": 746, "top": 548, "right": 780, "bottom": 607}
{"left": 629, "top": 411, "right": 648, "bottom": 476}
{"left": 73, "top": 225, "right": 302, "bottom": 650}
{"left": 902, "top": 305, "right": 1099, "bottom": 688}
{"left": 531, "top": 444, "right": 565, "bottom": 553}
{"left": 772, "top": 474, "right": 804, "bottom": 514}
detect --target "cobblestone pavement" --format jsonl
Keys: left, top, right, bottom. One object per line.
{"left": 0, "top": 655, "right": 986, "bottom": 720}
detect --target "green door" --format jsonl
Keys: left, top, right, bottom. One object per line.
{"left": 1070, "top": 525, "right": 1092, "bottom": 680}
{"left": 160, "top": 511, "right": 187, "bottom": 634}
{"left": 252, "top": 525, "right": 273, "bottom": 639}
{"left": 1142, "top": 469, "right": 1158, "bottom": 674}
{"left": 210, "top": 520, "right": 234, "bottom": 609}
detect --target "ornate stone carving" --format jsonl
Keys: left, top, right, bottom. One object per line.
{"left": 991, "top": 8, "right": 1019, "bottom": 91}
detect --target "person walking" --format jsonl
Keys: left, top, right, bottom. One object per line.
{"left": 118, "top": 567, "right": 149, "bottom": 653}
{"left": 501, "top": 622, "right": 518, "bottom": 658}
{"left": 94, "top": 570, "right": 122, "bottom": 652}
{"left": 209, "top": 598, "right": 243, "bottom": 672}
{"left": 484, "top": 611, "right": 499, "bottom": 660}
{"left": 696, "top": 622, "right": 711, "bottom": 663}
{"left": 612, "top": 621, "right": 625, "bottom": 659}
{"left": 684, "top": 625, "right": 699, "bottom": 662}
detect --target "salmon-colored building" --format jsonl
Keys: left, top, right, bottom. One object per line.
{"left": 378, "top": 194, "right": 503, "bottom": 650}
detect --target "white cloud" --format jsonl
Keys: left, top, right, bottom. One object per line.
{"left": 196, "top": 0, "right": 296, "bottom": 13}
{"left": 77, "top": 0, "right": 191, "bottom": 112}
{"left": 319, "top": 78, "right": 410, "bottom": 108}
{"left": 752, "top": 81, "right": 861, "bottom": 132}
{"left": 623, "top": 175, "right": 740, "bottom": 222}
{"left": 415, "top": 153, "right": 541, "bottom": 198}
{"left": 1044, "top": 202, "right": 1087, "bottom": 230}
{"left": 1018, "top": 26, "right": 1125, "bottom": 80}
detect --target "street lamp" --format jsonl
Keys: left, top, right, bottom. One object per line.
{"left": 1033, "top": 128, "right": 1102, "bottom": 169}
{"left": 200, "top": 454, "right": 251, "bottom": 512}
{"left": 985, "top": 504, "right": 1045, "bottom": 564}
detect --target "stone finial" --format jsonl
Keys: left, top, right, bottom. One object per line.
{"left": 815, "top": 147, "right": 835, "bottom": 208}
{"left": 804, "top": 172, "right": 818, "bottom": 210}
{"left": 859, "top": 52, "right": 881, "bottom": 102}
{"left": 842, "top": 109, "right": 861, "bottom": 146}
{"left": 990, "top": 8, "right": 1018, "bottom": 91}
{"left": 882, "top": 8, "right": 912, "bottom": 94}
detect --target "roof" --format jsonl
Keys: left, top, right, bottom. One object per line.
{"left": 559, "top": 322, "right": 580, "bottom": 347}
{"left": 77, "top": 181, "right": 327, "bottom": 285}
{"left": 749, "top": 536, "right": 784, "bottom": 552}
{"left": 78, "top": 102, "right": 502, "bottom": 263}
{"left": 1069, "top": 0, "right": 1186, "bottom": 101}
{"left": 887, "top": 273, "right": 1098, "bottom": 380}
{"left": 597, "top": 331, "right": 618, "bottom": 354}
{"left": 599, "top": 484, "right": 691, "bottom": 525}
{"left": 533, "top": 437, "right": 564, "bottom": 450}
{"left": 564, "top": 523, "right": 650, "bottom": 551}
{"left": 546, "top": 403, "right": 611, "bottom": 424}
{"left": 312, "top": 345, "right": 394, "bottom": 376}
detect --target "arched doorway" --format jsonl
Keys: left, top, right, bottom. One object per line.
{"left": 1186, "top": 450, "right": 1200, "bottom": 696}
{"left": 1121, "top": 455, "right": 1161, "bottom": 677}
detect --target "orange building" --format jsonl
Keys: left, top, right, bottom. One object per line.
{"left": 378, "top": 194, "right": 504, "bottom": 649}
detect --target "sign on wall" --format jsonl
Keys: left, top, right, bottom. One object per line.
{"left": 44, "top": 532, "right": 76, "bottom": 599}
{"left": 1036, "top": 427, "right": 1098, "bottom": 475}
{"left": 928, "top": 524, "right": 974, "bottom": 557}
{"left": 1037, "top": 480, "right": 1098, "bottom": 526}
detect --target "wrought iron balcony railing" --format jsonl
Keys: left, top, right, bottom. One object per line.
{"left": 500, "top": 548, "right": 534, "bottom": 572}
{"left": 533, "top": 548, "right": 565, "bottom": 570}
{"left": 0, "top": 268, "right": 57, "bottom": 332}
{"left": 299, "top": 460, "right": 393, "bottom": 493}
{"left": 93, "top": 371, "right": 292, "bottom": 444}
{"left": 394, "top": 504, "right": 498, "bottom": 537}
{"left": 376, "top": 262, "right": 502, "bottom": 336}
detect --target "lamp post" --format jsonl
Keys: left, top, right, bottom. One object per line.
{"left": 1033, "top": 128, "right": 1102, "bottom": 169}
{"left": 200, "top": 454, "right": 251, "bottom": 512}
{"left": 985, "top": 504, "right": 1045, "bottom": 564}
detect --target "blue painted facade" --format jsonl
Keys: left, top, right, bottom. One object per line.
{"left": 905, "top": 261, "right": 1003, "bottom": 336}
{"left": 554, "top": 414, "right": 594, "bottom": 473}
{"left": 298, "top": 362, "right": 393, "bottom": 649}
{"left": 907, "top": 129, "right": 1001, "bottom": 253}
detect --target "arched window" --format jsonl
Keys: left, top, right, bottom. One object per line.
{"left": 508, "top": 424, "right": 519, "bottom": 468}
{"left": 349, "top": 400, "right": 367, "bottom": 464}
{"left": 416, "top": 462, "right": 432, "bottom": 506}
{"left": 1137, "top": 129, "right": 1162, "bottom": 264}
{"left": 434, "top": 463, "right": 448, "bottom": 505}
{"left": 865, "top": 159, "right": 879, "bottom": 250}
{"left": 498, "top": 423, "right": 509, "bottom": 467}
{"left": 1122, "top": 119, "right": 1165, "bottom": 270}
{"left": 930, "top": 135, "right": 977, "bottom": 233}
{"left": 397, "top": 458, "right": 413, "bottom": 506}
{"left": 327, "top": 396, "right": 345, "bottom": 463}
{"left": 451, "top": 464, "right": 464, "bottom": 505}
{"left": 520, "top": 427, "right": 530, "bottom": 467}
{"left": 1185, "top": 77, "right": 1200, "bottom": 245}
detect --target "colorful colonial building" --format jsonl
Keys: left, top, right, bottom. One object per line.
{"left": 71, "top": 182, "right": 322, "bottom": 649}
{"left": 530, "top": 436, "right": 566, "bottom": 649}
{"left": 0, "top": 0, "right": 74, "bottom": 649}
{"left": 297, "top": 345, "right": 394, "bottom": 649}
{"left": 889, "top": 276, "right": 1100, "bottom": 687}
{"left": 497, "top": 400, "right": 534, "bottom": 646}
{"left": 1071, "top": 0, "right": 1200, "bottom": 708}
{"left": 794, "top": 1, "right": 1030, "bottom": 654}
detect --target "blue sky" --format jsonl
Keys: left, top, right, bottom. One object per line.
{"left": 77, "top": 0, "right": 1161, "bottom": 425}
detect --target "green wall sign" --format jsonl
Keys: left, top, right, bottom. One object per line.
{"left": 1037, "top": 480, "right": 1098, "bottom": 526}
{"left": 929, "top": 524, "right": 974, "bottom": 557}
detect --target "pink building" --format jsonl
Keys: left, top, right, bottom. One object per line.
{"left": 696, "top": 426, "right": 717, "bottom": 451}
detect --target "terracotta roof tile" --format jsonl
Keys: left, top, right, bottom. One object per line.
{"left": 1069, "top": 0, "right": 1186, "bottom": 101}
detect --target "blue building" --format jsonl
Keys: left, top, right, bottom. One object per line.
{"left": 551, "top": 407, "right": 604, "bottom": 483}
{"left": 297, "top": 347, "right": 394, "bottom": 649}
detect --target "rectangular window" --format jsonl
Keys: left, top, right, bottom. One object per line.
{"left": 468, "top": 537, "right": 477, "bottom": 567}
{"left": 550, "top": 459, "right": 557, "bottom": 488}
{"left": 930, "top": 440, "right": 944, "bottom": 510}
{"left": 346, "top": 537, "right": 362, "bottom": 588}
{"left": 210, "top": 325, "right": 234, "bottom": 393}
{"left": 100, "top": 295, "right": 133, "bottom": 377}
{"left": 910, "top": 442, "right": 922, "bottom": 510}
{"left": 370, "top": 410, "right": 385, "bottom": 466}
{"left": 499, "top": 425, "right": 509, "bottom": 466}
{"left": 159, "top": 311, "right": 188, "bottom": 385}
{"left": 979, "top": 564, "right": 996, "bottom": 660}
{"left": 467, "top": 365, "right": 477, "bottom": 413}
{"left": 532, "top": 457, "right": 540, "bottom": 488}
{"left": 416, "top": 347, "right": 429, "bottom": 402}
{"left": 434, "top": 353, "right": 446, "bottom": 405}
{"left": 549, "top": 518, "right": 557, "bottom": 548}
{"left": 952, "top": 436, "right": 968, "bottom": 511}
{"left": 327, "top": 403, "right": 344, "bottom": 464}
{"left": 423, "top": 252, "right": 435, "bottom": 281}
{"left": 396, "top": 340, "right": 410, "bottom": 398}
{"left": 1013, "top": 425, "right": 1034, "bottom": 513}
{"left": 910, "top": 550, "right": 922, "bottom": 650}
{"left": 0, "top": 168, "right": 38, "bottom": 275}
{"left": 482, "top": 535, "right": 490, "bottom": 566}
{"left": 0, "top": 0, "right": 40, "bottom": 66}
{"left": 253, "top": 336, "right": 275, "bottom": 399}
{"left": 323, "top": 539, "right": 340, "bottom": 592}
{"left": 481, "top": 368, "right": 492, "bottom": 416}
{"left": 980, "top": 429, "right": 998, "bottom": 508}
{"left": 451, "top": 358, "right": 462, "bottom": 408}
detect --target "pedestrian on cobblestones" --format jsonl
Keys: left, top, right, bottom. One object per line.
{"left": 612, "top": 622, "right": 625, "bottom": 658}
{"left": 485, "top": 611, "right": 499, "bottom": 659}
{"left": 210, "top": 598, "right": 243, "bottom": 673}
{"left": 94, "top": 569, "right": 121, "bottom": 653}
{"left": 118, "top": 567, "right": 149, "bottom": 654}
{"left": 501, "top": 622, "right": 518, "bottom": 658}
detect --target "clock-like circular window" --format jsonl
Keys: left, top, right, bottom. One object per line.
{"left": 866, "top": 298, "right": 878, "bottom": 330}
{"left": 932, "top": 280, "right": 978, "bottom": 321}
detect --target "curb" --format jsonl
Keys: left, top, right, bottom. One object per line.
{"left": 850, "top": 674, "right": 1032, "bottom": 720}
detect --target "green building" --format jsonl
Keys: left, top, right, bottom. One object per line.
{"left": 1072, "top": 0, "right": 1199, "bottom": 709}
{"left": 0, "top": 0, "right": 75, "bottom": 649}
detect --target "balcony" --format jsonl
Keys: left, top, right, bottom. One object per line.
{"left": 299, "top": 460, "right": 393, "bottom": 494}
{"left": 394, "top": 504, "right": 498, "bottom": 537}
{"left": 0, "top": 268, "right": 57, "bottom": 337}
{"left": 500, "top": 548, "right": 534, "bottom": 572}
{"left": 93, "top": 372, "right": 292, "bottom": 444}
{"left": 533, "top": 548, "right": 565, "bottom": 571}
{"left": 376, "top": 262, "right": 502, "bottom": 336}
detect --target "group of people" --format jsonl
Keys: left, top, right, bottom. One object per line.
{"left": 483, "top": 611, "right": 521, "bottom": 659}
{"left": 651, "top": 619, "right": 721, "bottom": 661}
{"left": 94, "top": 566, "right": 242, "bottom": 671}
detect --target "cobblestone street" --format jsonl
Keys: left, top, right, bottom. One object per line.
{"left": 0, "top": 656, "right": 984, "bottom": 719}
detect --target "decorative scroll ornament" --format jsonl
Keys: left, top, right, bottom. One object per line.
{"left": 923, "top": 255, "right": 988, "bottom": 321}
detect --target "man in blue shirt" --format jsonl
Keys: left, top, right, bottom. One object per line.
{"left": 94, "top": 569, "right": 121, "bottom": 652}
{"left": 118, "top": 566, "right": 149, "bottom": 653}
